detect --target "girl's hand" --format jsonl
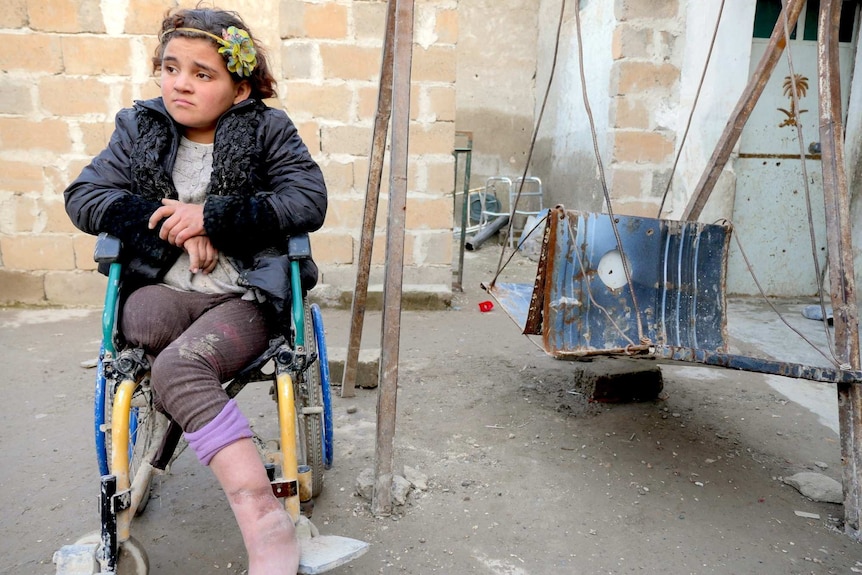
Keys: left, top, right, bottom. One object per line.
{"left": 184, "top": 236, "right": 218, "bottom": 274}
{"left": 149, "top": 199, "right": 206, "bottom": 247}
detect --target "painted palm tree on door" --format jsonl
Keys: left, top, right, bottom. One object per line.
{"left": 777, "top": 73, "right": 809, "bottom": 128}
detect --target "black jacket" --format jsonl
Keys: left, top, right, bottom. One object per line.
{"left": 64, "top": 97, "right": 326, "bottom": 297}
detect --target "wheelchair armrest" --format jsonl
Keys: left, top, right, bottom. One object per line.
{"left": 287, "top": 233, "right": 312, "bottom": 261}
{"left": 94, "top": 232, "right": 122, "bottom": 264}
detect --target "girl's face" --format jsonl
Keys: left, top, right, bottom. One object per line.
{"left": 160, "top": 37, "right": 251, "bottom": 143}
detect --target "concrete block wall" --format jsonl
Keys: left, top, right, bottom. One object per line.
{"left": 608, "top": 0, "right": 682, "bottom": 217}
{"left": 0, "top": 0, "right": 457, "bottom": 308}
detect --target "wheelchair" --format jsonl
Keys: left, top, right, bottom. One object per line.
{"left": 54, "top": 233, "right": 367, "bottom": 575}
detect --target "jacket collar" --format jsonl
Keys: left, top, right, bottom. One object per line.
{"left": 130, "top": 97, "right": 263, "bottom": 201}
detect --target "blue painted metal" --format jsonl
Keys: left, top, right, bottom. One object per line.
{"left": 488, "top": 282, "right": 534, "bottom": 330}
{"left": 485, "top": 207, "right": 862, "bottom": 385}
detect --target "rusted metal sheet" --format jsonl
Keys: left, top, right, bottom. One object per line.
{"left": 485, "top": 207, "right": 862, "bottom": 389}
{"left": 485, "top": 207, "right": 862, "bottom": 387}
{"left": 492, "top": 207, "right": 731, "bottom": 357}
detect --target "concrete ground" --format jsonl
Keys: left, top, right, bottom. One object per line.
{"left": 2, "top": 244, "right": 862, "bottom": 574}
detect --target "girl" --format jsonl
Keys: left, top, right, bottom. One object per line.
{"left": 65, "top": 7, "right": 327, "bottom": 574}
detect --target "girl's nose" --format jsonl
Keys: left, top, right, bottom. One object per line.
{"left": 174, "top": 72, "right": 193, "bottom": 92}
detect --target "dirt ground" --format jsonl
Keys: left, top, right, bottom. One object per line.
{"left": 3, "top": 245, "right": 862, "bottom": 574}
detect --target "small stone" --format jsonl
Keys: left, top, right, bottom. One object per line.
{"left": 392, "top": 475, "right": 411, "bottom": 505}
{"left": 403, "top": 465, "right": 428, "bottom": 491}
{"left": 355, "top": 468, "right": 375, "bottom": 501}
{"left": 784, "top": 472, "right": 843, "bottom": 504}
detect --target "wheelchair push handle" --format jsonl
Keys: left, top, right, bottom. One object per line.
{"left": 94, "top": 234, "right": 123, "bottom": 356}
{"left": 287, "top": 234, "right": 311, "bottom": 349}
{"left": 94, "top": 233, "right": 122, "bottom": 264}
{"left": 287, "top": 233, "right": 312, "bottom": 260}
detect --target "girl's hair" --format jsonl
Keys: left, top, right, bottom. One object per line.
{"left": 152, "top": 7, "right": 277, "bottom": 100}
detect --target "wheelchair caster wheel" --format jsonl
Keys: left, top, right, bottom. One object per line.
{"left": 68, "top": 532, "right": 149, "bottom": 575}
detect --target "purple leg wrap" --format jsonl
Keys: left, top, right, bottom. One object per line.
{"left": 184, "top": 399, "right": 253, "bottom": 466}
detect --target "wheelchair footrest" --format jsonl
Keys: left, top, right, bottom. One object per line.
{"left": 298, "top": 535, "right": 369, "bottom": 574}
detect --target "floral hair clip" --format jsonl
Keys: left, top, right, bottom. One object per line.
{"left": 166, "top": 26, "right": 257, "bottom": 78}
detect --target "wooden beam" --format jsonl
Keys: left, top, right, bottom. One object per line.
{"left": 372, "top": 0, "right": 414, "bottom": 517}
{"left": 341, "top": 0, "right": 397, "bottom": 398}
{"left": 817, "top": 0, "right": 862, "bottom": 540}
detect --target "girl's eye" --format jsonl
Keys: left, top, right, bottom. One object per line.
{"left": 197, "top": 72, "right": 212, "bottom": 80}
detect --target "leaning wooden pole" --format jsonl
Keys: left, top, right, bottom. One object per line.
{"left": 682, "top": 0, "right": 804, "bottom": 221}
{"left": 372, "top": 0, "right": 413, "bottom": 517}
{"left": 341, "top": 0, "right": 398, "bottom": 398}
{"left": 817, "top": 0, "right": 862, "bottom": 540}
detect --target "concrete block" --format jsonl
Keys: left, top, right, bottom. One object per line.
{"left": 1, "top": 233, "right": 75, "bottom": 270}
{"left": 0, "top": 269, "right": 46, "bottom": 305}
{"left": 309, "top": 283, "right": 452, "bottom": 311}
{"left": 44, "top": 270, "right": 105, "bottom": 307}
{"left": 0, "top": 117, "right": 71, "bottom": 153}
{"left": 327, "top": 346, "right": 380, "bottom": 389}
{"left": 319, "top": 44, "right": 381, "bottom": 81}
{"left": 571, "top": 357, "right": 663, "bottom": 403}
{"left": 304, "top": 3, "right": 348, "bottom": 39}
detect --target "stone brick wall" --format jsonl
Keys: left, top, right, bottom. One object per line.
{"left": 0, "top": 0, "right": 457, "bottom": 307}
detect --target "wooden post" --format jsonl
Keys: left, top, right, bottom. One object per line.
{"left": 372, "top": 0, "right": 414, "bottom": 517}
{"left": 341, "top": 0, "right": 398, "bottom": 398}
{"left": 817, "top": 0, "right": 862, "bottom": 540}
{"left": 682, "top": 0, "right": 805, "bottom": 221}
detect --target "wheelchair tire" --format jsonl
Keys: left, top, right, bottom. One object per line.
{"left": 311, "top": 303, "right": 334, "bottom": 469}
{"left": 95, "top": 346, "right": 110, "bottom": 476}
{"left": 297, "top": 296, "right": 326, "bottom": 497}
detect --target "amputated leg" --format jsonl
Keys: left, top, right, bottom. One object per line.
{"left": 188, "top": 401, "right": 299, "bottom": 575}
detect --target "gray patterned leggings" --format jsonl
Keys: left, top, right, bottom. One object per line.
{"left": 120, "top": 284, "right": 270, "bottom": 433}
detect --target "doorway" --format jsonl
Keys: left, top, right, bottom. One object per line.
{"left": 727, "top": 0, "right": 860, "bottom": 296}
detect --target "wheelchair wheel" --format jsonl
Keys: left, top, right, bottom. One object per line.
{"left": 104, "top": 376, "right": 165, "bottom": 515}
{"left": 296, "top": 296, "right": 326, "bottom": 497}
